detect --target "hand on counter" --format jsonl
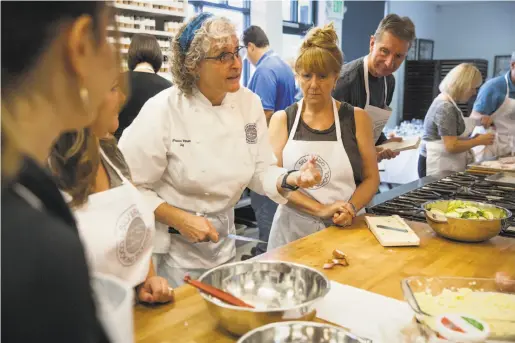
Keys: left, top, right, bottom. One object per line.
{"left": 332, "top": 209, "right": 353, "bottom": 227}
{"left": 137, "top": 276, "right": 175, "bottom": 304}
{"left": 176, "top": 213, "right": 220, "bottom": 243}
{"left": 317, "top": 201, "right": 355, "bottom": 227}
{"left": 496, "top": 272, "right": 515, "bottom": 292}
{"left": 317, "top": 201, "right": 350, "bottom": 219}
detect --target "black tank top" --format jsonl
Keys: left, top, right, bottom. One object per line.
{"left": 285, "top": 101, "right": 363, "bottom": 185}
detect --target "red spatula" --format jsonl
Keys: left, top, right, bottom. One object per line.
{"left": 184, "top": 275, "right": 254, "bottom": 308}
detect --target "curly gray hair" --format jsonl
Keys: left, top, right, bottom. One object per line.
{"left": 170, "top": 15, "right": 236, "bottom": 95}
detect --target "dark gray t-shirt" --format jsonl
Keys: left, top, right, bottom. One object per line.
{"left": 420, "top": 97, "right": 465, "bottom": 156}
{"left": 285, "top": 102, "right": 363, "bottom": 185}
{"left": 332, "top": 57, "right": 396, "bottom": 145}
{"left": 99, "top": 139, "right": 131, "bottom": 188}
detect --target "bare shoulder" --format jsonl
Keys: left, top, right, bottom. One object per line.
{"left": 353, "top": 107, "right": 372, "bottom": 124}
{"left": 270, "top": 110, "right": 287, "bottom": 127}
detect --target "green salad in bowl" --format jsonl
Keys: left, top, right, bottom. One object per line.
{"left": 428, "top": 200, "right": 503, "bottom": 220}
{"left": 422, "top": 200, "right": 511, "bottom": 242}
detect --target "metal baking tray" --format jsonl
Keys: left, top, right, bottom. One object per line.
{"left": 485, "top": 172, "right": 515, "bottom": 186}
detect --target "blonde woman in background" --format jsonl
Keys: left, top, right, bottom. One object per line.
{"left": 1, "top": 2, "right": 118, "bottom": 342}
{"left": 267, "top": 23, "right": 380, "bottom": 250}
{"left": 50, "top": 76, "right": 174, "bottom": 307}
{"left": 418, "top": 63, "right": 495, "bottom": 177}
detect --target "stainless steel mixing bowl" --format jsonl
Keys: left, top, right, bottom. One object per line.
{"left": 197, "top": 261, "right": 330, "bottom": 336}
{"left": 422, "top": 200, "right": 512, "bottom": 242}
{"left": 237, "top": 321, "right": 370, "bottom": 343}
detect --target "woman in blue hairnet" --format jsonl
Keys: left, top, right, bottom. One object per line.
{"left": 119, "top": 13, "right": 322, "bottom": 287}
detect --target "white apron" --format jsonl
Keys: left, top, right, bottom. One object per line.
{"left": 74, "top": 148, "right": 154, "bottom": 287}
{"left": 91, "top": 273, "right": 134, "bottom": 343}
{"left": 426, "top": 97, "right": 476, "bottom": 175}
{"left": 268, "top": 99, "right": 357, "bottom": 250}
{"left": 363, "top": 55, "right": 393, "bottom": 143}
{"left": 473, "top": 73, "right": 515, "bottom": 161}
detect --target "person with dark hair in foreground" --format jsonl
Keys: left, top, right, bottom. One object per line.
{"left": 333, "top": 14, "right": 416, "bottom": 162}
{"left": 1, "top": 2, "right": 119, "bottom": 342}
{"left": 241, "top": 25, "right": 296, "bottom": 256}
{"left": 115, "top": 34, "right": 172, "bottom": 140}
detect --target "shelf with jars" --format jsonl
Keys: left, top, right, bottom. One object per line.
{"left": 108, "top": 0, "right": 184, "bottom": 82}
{"left": 113, "top": 0, "right": 186, "bottom": 18}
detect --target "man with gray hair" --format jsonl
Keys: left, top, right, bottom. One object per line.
{"left": 470, "top": 52, "right": 515, "bottom": 160}
{"left": 333, "top": 14, "right": 416, "bottom": 162}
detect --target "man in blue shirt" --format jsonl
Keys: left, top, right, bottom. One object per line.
{"left": 243, "top": 25, "right": 296, "bottom": 124}
{"left": 242, "top": 25, "right": 296, "bottom": 257}
{"left": 471, "top": 52, "right": 515, "bottom": 158}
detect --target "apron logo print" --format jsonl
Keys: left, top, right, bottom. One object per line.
{"left": 245, "top": 123, "right": 258, "bottom": 144}
{"left": 294, "top": 155, "right": 331, "bottom": 190}
{"left": 116, "top": 205, "right": 150, "bottom": 266}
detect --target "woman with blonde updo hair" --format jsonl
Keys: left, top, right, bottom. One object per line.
{"left": 267, "top": 23, "right": 380, "bottom": 250}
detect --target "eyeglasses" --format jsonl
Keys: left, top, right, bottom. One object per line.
{"left": 205, "top": 46, "right": 246, "bottom": 64}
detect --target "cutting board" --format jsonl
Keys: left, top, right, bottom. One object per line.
{"left": 365, "top": 215, "right": 420, "bottom": 247}
{"left": 377, "top": 137, "right": 421, "bottom": 153}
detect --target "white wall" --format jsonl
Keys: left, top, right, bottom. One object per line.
{"left": 250, "top": 1, "right": 346, "bottom": 70}
{"left": 250, "top": 0, "right": 283, "bottom": 53}
{"left": 432, "top": 1, "right": 515, "bottom": 78}
{"left": 387, "top": 0, "right": 439, "bottom": 129}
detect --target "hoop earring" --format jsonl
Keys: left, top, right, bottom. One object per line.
{"left": 79, "top": 87, "right": 90, "bottom": 113}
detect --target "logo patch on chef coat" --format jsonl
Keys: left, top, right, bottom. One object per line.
{"left": 245, "top": 123, "right": 258, "bottom": 144}
{"left": 116, "top": 205, "right": 150, "bottom": 266}
{"left": 294, "top": 155, "right": 331, "bottom": 190}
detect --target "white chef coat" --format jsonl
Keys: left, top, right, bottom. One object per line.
{"left": 119, "top": 86, "right": 287, "bottom": 271}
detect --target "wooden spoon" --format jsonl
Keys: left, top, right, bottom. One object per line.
{"left": 184, "top": 275, "right": 254, "bottom": 308}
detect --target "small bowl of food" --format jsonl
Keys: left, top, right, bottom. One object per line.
{"left": 197, "top": 261, "right": 330, "bottom": 336}
{"left": 422, "top": 200, "right": 511, "bottom": 242}
{"left": 402, "top": 276, "right": 515, "bottom": 341}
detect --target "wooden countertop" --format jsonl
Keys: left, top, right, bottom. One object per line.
{"left": 134, "top": 216, "right": 515, "bottom": 343}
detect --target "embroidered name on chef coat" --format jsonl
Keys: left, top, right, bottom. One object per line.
{"left": 245, "top": 123, "right": 258, "bottom": 144}
{"left": 172, "top": 139, "right": 191, "bottom": 147}
{"left": 294, "top": 155, "right": 331, "bottom": 190}
{"left": 116, "top": 205, "right": 150, "bottom": 266}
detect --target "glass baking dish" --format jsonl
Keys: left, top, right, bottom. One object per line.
{"left": 401, "top": 276, "right": 515, "bottom": 341}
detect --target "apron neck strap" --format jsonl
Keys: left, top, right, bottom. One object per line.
{"left": 289, "top": 98, "right": 342, "bottom": 142}
{"left": 442, "top": 93, "right": 462, "bottom": 114}
{"left": 99, "top": 147, "right": 127, "bottom": 183}
{"left": 363, "top": 55, "right": 388, "bottom": 107}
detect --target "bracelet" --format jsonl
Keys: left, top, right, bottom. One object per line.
{"left": 347, "top": 202, "right": 357, "bottom": 217}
